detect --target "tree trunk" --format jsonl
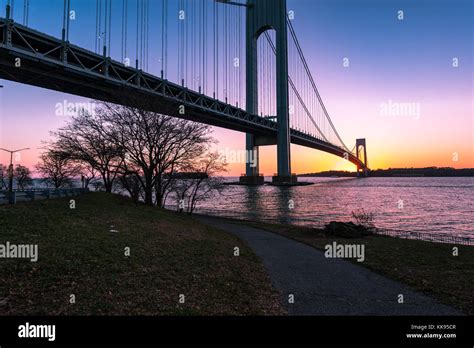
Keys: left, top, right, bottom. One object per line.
{"left": 144, "top": 175, "right": 153, "bottom": 206}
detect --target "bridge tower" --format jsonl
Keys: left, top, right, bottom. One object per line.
{"left": 240, "top": 0, "right": 296, "bottom": 185}
{"left": 356, "top": 138, "right": 369, "bottom": 176}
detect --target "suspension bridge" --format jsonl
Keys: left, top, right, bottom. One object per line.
{"left": 0, "top": 0, "right": 369, "bottom": 185}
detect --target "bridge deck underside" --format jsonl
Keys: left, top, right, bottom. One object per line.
{"left": 0, "top": 18, "right": 364, "bottom": 169}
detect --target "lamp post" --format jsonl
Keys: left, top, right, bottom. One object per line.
{"left": 0, "top": 147, "right": 30, "bottom": 193}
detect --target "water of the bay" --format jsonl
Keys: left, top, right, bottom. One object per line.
{"left": 192, "top": 177, "right": 474, "bottom": 238}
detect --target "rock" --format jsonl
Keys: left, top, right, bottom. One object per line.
{"left": 324, "top": 221, "right": 373, "bottom": 238}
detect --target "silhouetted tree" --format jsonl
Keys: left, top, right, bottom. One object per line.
{"left": 97, "top": 102, "right": 213, "bottom": 206}
{"left": 51, "top": 110, "right": 124, "bottom": 193}
{"left": 0, "top": 164, "right": 7, "bottom": 190}
{"left": 77, "top": 164, "right": 97, "bottom": 189}
{"left": 14, "top": 165, "right": 33, "bottom": 190}
{"left": 36, "top": 150, "right": 81, "bottom": 188}
{"left": 117, "top": 174, "right": 143, "bottom": 204}
{"left": 173, "top": 152, "right": 227, "bottom": 214}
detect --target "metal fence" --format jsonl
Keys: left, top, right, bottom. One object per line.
{"left": 188, "top": 207, "right": 474, "bottom": 246}
{"left": 372, "top": 229, "right": 474, "bottom": 246}
{"left": 0, "top": 188, "right": 89, "bottom": 204}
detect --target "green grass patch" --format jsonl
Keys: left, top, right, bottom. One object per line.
{"left": 224, "top": 219, "right": 474, "bottom": 315}
{"left": 0, "top": 193, "right": 284, "bottom": 315}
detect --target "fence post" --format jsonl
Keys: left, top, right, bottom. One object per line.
{"left": 8, "top": 191, "right": 16, "bottom": 204}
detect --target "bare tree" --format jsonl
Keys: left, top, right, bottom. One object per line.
{"left": 117, "top": 174, "right": 144, "bottom": 204}
{"left": 36, "top": 150, "right": 81, "bottom": 189}
{"left": 0, "top": 164, "right": 7, "bottom": 190}
{"left": 14, "top": 165, "right": 33, "bottom": 190}
{"left": 173, "top": 152, "right": 227, "bottom": 214}
{"left": 97, "top": 102, "right": 213, "bottom": 206}
{"left": 78, "top": 164, "right": 97, "bottom": 189}
{"left": 51, "top": 110, "right": 124, "bottom": 193}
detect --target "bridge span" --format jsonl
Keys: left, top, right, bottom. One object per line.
{"left": 0, "top": 0, "right": 369, "bottom": 184}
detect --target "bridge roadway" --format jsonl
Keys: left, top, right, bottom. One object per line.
{"left": 0, "top": 18, "right": 364, "bottom": 168}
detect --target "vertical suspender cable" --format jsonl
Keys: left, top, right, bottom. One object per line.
{"left": 265, "top": 37, "right": 268, "bottom": 115}
{"left": 191, "top": 0, "right": 197, "bottom": 90}
{"left": 120, "top": 0, "right": 126, "bottom": 63}
{"left": 181, "top": 0, "right": 184, "bottom": 84}
{"left": 143, "top": 0, "right": 146, "bottom": 70}
{"left": 22, "top": 0, "right": 26, "bottom": 24}
{"left": 178, "top": 0, "right": 183, "bottom": 83}
{"left": 125, "top": 0, "right": 128, "bottom": 63}
{"left": 185, "top": 0, "right": 188, "bottom": 86}
{"left": 202, "top": 0, "right": 206, "bottom": 94}
{"left": 198, "top": 0, "right": 201, "bottom": 90}
{"left": 177, "top": 0, "right": 180, "bottom": 81}
{"left": 224, "top": 3, "right": 227, "bottom": 101}
{"left": 99, "top": 0, "right": 103, "bottom": 54}
{"left": 238, "top": 6, "right": 241, "bottom": 107}
{"left": 108, "top": 0, "right": 111, "bottom": 55}
{"left": 235, "top": 6, "right": 237, "bottom": 106}
{"left": 95, "top": 0, "right": 99, "bottom": 53}
{"left": 66, "top": 0, "right": 71, "bottom": 41}
{"left": 62, "top": 0, "right": 67, "bottom": 41}
{"left": 144, "top": 0, "right": 146, "bottom": 70}
{"left": 164, "top": 0, "right": 168, "bottom": 78}
{"left": 263, "top": 35, "right": 266, "bottom": 116}
{"left": 199, "top": 0, "right": 203, "bottom": 91}
{"left": 147, "top": 0, "right": 150, "bottom": 71}
{"left": 213, "top": 0, "right": 216, "bottom": 98}
{"left": 144, "top": 0, "right": 146, "bottom": 69}
{"left": 145, "top": 0, "right": 149, "bottom": 71}
{"left": 231, "top": 5, "right": 234, "bottom": 104}
{"left": 141, "top": 0, "right": 144, "bottom": 69}
{"left": 235, "top": 5, "right": 238, "bottom": 106}
{"left": 184, "top": 0, "right": 190, "bottom": 87}
{"left": 104, "top": 0, "right": 108, "bottom": 55}
{"left": 60, "top": 0, "right": 71, "bottom": 42}
{"left": 161, "top": 0, "right": 164, "bottom": 77}
{"left": 140, "top": 0, "right": 143, "bottom": 69}
{"left": 144, "top": 0, "right": 147, "bottom": 70}
{"left": 215, "top": 1, "right": 219, "bottom": 99}
{"left": 136, "top": 0, "right": 139, "bottom": 68}
{"left": 258, "top": 38, "right": 261, "bottom": 115}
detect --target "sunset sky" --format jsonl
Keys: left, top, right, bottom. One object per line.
{"left": 0, "top": 0, "right": 472, "bottom": 176}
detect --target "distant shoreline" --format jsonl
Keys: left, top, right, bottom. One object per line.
{"left": 299, "top": 167, "right": 474, "bottom": 177}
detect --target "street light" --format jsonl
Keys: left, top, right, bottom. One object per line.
{"left": 0, "top": 147, "right": 30, "bottom": 192}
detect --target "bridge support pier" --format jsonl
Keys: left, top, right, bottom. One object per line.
{"left": 241, "top": 0, "right": 295, "bottom": 186}
{"left": 356, "top": 138, "right": 369, "bottom": 177}
{"left": 239, "top": 134, "right": 264, "bottom": 185}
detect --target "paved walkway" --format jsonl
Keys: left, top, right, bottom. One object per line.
{"left": 198, "top": 217, "right": 461, "bottom": 316}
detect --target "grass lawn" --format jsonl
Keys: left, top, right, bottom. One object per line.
{"left": 225, "top": 219, "right": 474, "bottom": 315}
{"left": 0, "top": 193, "right": 284, "bottom": 315}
